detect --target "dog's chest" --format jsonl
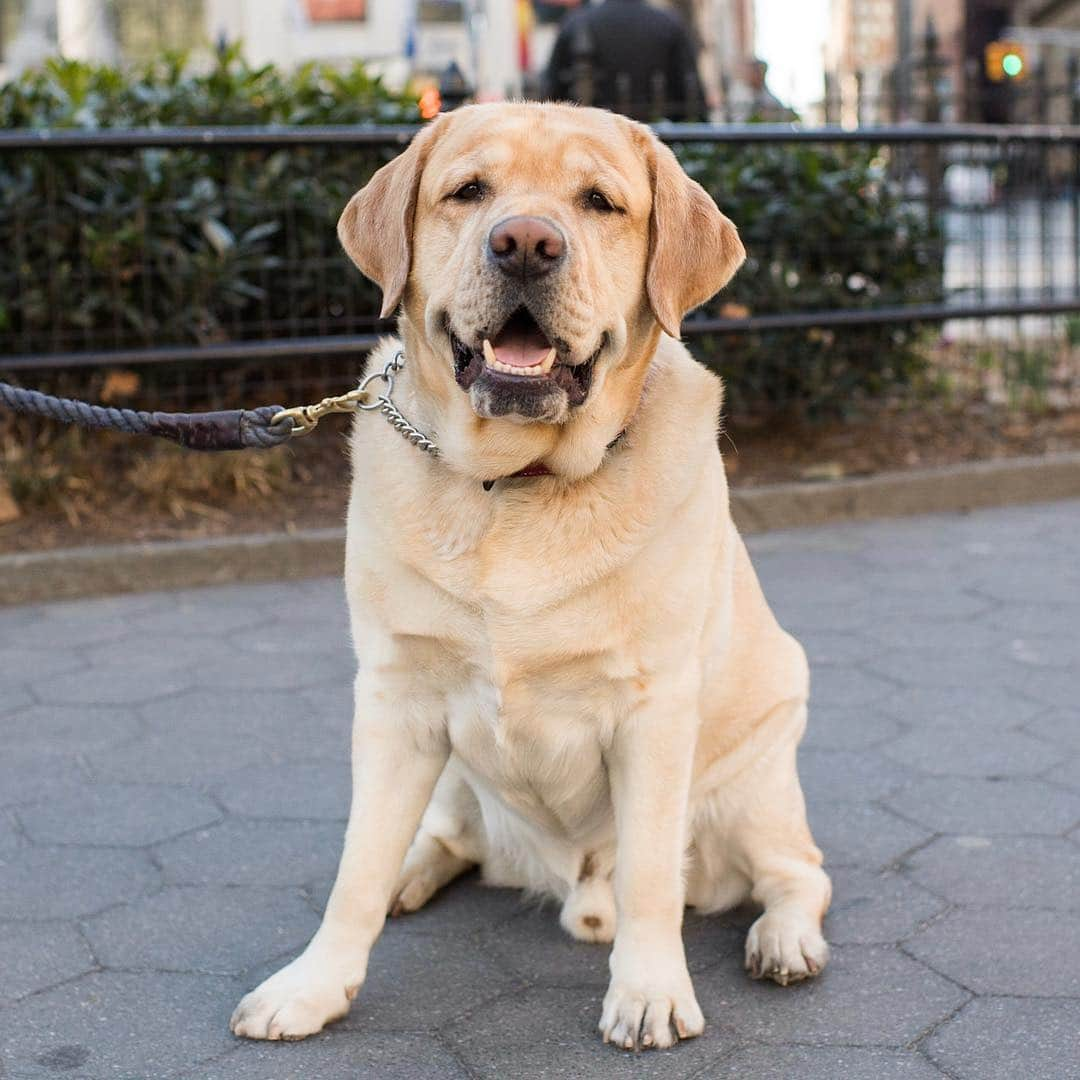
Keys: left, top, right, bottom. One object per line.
{"left": 445, "top": 662, "right": 620, "bottom": 836}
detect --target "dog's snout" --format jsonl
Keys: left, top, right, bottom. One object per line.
{"left": 488, "top": 216, "right": 565, "bottom": 276}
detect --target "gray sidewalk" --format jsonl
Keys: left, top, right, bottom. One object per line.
{"left": 1, "top": 500, "right": 1078, "bottom": 1080}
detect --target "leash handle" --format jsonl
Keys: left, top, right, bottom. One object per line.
{"left": 0, "top": 381, "right": 292, "bottom": 451}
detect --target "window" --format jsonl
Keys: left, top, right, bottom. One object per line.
{"left": 305, "top": 0, "right": 366, "bottom": 20}
{"left": 419, "top": 1, "right": 464, "bottom": 24}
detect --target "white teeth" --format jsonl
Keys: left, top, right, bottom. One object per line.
{"left": 481, "top": 341, "right": 557, "bottom": 378}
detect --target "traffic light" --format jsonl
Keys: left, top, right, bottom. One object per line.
{"left": 985, "top": 41, "right": 1028, "bottom": 82}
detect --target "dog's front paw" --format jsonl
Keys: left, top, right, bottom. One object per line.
{"left": 745, "top": 909, "right": 829, "bottom": 986}
{"left": 599, "top": 979, "right": 704, "bottom": 1050}
{"left": 230, "top": 956, "right": 362, "bottom": 1041}
{"left": 598, "top": 946, "right": 704, "bottom": 1051}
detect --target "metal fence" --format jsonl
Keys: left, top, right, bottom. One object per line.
{"left": 1, "top": 121, "right": 1079, "bottom": 412}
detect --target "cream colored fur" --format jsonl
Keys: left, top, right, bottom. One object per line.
{"left": 231, "top": 103, "right": 830, "bottom": 1052}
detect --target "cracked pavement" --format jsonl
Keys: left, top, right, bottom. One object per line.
{"left": 1, "top": 499, "right": 1078, "bottom": 1079}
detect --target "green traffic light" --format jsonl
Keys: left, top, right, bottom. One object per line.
{"left": 1002, "top": 52, "right": 1024, "bottom": 77}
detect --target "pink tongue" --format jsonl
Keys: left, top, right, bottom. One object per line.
{"left": 491, "top": 328, "right": 551, "bottom": 368}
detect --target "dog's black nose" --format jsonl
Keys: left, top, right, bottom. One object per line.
{"left": 488, "top": 216, "right": 566, "bottom": 277}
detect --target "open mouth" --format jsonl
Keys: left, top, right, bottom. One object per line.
{"left": 450, "top": 307, "right": 598, "bottom": 409}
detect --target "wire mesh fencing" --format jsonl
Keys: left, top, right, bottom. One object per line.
{"left": 1, "top": 121, "right": 1078, "bottom": 417}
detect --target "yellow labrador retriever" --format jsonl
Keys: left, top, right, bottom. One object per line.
{"left": 231, "top": 102, "right": 830, "bottom": 1051}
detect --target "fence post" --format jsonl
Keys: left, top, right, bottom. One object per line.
{"left": 1069, "top": 54, "right": 1080, "bottom": 297}
{"left": 651, "top": 70, "right": 666, "bottom": 122}
{"left": 920, "top": 19, "right": 945, "bottom": 303}
{"left": 964, "top": 56, "right": 982, "bottom": 123}
{"left": 438, "top": 61, "right": 471, "bottom": 111}
{"left": 615, "top": 72, "right": 632, "bottom": 118}
{"left": 855, "top": 69, "right": 866, "bottom": 127}
{"left": 719, "top": 72, "right": 731, "bottom": 123}
{"left": 1071, "top": 53, "right": 1080, "bottom": 126}
{"left": 922, "top": 17, "right": 942, "bottom": 124}
{"left": 685, "top": 71, "right": 701, "bottom": 123}
{"left": 570, "top": 24, "right": 594, "bottom": 108}
{"left": 1033, "top": 58, "right": 1048, "bottom": 125}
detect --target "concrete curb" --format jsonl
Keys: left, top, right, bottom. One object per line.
{"left": 6, "top": 452, "right": 1080, "bottom": 606}
{"left": 729, "top": 450, "right": 1080, "bottom": 532}
{"left": 3, "top": 528, "right": 347, "bottom": 607}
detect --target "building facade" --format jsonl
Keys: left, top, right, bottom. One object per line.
{"left": 826, "top": 0, "right": 898, "bottom": 123}
{"left": 2, "top": 0, "right": 764, "bottom": 119}
{"left": 1009, "top": 0, "right": 1080, "bottom": 122}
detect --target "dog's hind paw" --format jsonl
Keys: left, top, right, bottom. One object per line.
{"left": 389, "top": 833, "right": 473, "bottom": 917}
{"left": 560, "top": 874, "right": 616, "bottom": 943}
{"left": 744, "top": 910, "right": 829, "bottom": 986}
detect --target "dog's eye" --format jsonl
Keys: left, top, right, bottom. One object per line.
{"left": 585, "top": 189, "right": 616, "bottom": 213}
{"left": 450, "top": 180, "right": 486, "bottom": 203}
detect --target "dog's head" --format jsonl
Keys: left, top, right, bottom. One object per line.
{"left": 339, "top": 103, "right": 743, "bottom": 460}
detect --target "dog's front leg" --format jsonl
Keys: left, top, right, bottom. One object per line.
{"left": 230, "top": 670, "right": 447, "bottom": 1041}
{"left": 600, "top": 671, "right": 704, "bottom": 1051}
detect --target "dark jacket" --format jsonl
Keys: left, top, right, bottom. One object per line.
{"left": 542, "top": 0, "right": 706, "bottom": 122}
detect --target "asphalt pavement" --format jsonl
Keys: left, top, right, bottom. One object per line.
{"left": 1, "top": 500, "right": 1078, "bottom": 1079}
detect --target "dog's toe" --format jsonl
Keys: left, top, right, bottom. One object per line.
{"left": 230, "top": 959, "right": 357, "bottom": 1041}
{"left": 599, "top": 981, "right": 704, "bottom": 1050}
{"left": 744, "top": 911, "right": 828, "bottom": 986}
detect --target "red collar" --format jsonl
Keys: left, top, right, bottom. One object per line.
{"left": 481, "top": 430, "right": 626, "bottom": 491}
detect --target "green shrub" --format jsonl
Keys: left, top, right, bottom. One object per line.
{"left": 0, "top": 50, "right": 416, "bottom": 360}
{"left": 1, "top": 55, "right": 943, "bottom": 416}
{"left": 678, "top": 141, "right": 942, "bottom": 414}
{"left": 0, "top": 46, "right": 416, "bottom": 127}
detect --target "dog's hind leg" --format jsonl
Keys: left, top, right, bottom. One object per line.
{"left": 389, "top": 756, "right": 485, "bottom": 916}
{"left": 729, "top": 705, "right": 831, "bottom": 986}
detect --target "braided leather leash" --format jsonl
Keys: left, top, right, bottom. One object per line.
{"left": 0, "top": 351, "right": 431, "bottom": 455}
{"left": 0, "top": 381, "right": 293, "bottom": 451}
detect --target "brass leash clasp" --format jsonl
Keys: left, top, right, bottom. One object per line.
{"left": 271, "top": 387, "right": 369, "bottom": 437}
{"left": 268, "top": 350, "right": 439, "bottom": 456}
{"left": 272, "top": 350, "right": 407, "bottom": 438}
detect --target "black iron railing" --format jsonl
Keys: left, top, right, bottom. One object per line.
{"left": 1, "top": 121, "right": 1078, "bottom": 410}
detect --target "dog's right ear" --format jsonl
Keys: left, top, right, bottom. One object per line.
{"left": 338, "top": 117, "right": 447, "bottom": 319}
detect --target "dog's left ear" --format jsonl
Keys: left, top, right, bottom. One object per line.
{"left": 645, "top": 136, "right": 745, "bottom": 338}
{"left": 338, "top": 116, "right": 448, "bottom": 319}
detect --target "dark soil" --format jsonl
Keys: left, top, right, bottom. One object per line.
{"left": 3, "top": 404, "right": 1079, "bottom": 555}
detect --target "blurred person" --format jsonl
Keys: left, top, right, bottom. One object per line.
{"left": 542, "top": 0, "right": 706, "bottom": 121}
{"left": 742, "top": 59, "right": 796, "bottom": 122}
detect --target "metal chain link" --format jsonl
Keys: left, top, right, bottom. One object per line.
{"left": 379, "top": 397, "right": 440, "bottom": 456}
{"left": 272, "top": 350, "right": 439, "bottom": 457}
